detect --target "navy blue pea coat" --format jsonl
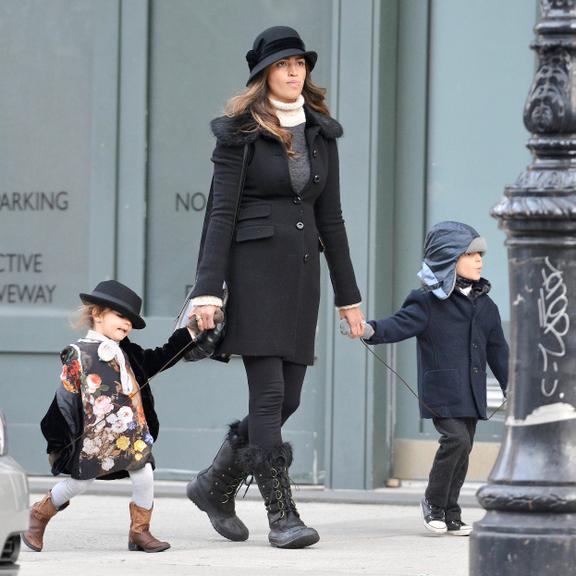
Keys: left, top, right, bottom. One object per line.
{"left": 192, "top": 106, "right": 361, "bottom": 365}
{"left": 366, "top": 284, "right": 509, "bottom": 419}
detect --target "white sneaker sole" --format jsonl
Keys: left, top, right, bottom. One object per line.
{"left": 447, "top": 528, "right": 472, "bottom": 536}
{"left": 423, "top": 520, "right": 447, "bottom": 535}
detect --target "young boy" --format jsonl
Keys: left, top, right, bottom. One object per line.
{"left": 363, "top": 221, "right": 508, "bottom": 536}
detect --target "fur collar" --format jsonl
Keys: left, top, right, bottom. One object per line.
{"left": 455, "top": 277, "right": 491, "bottom": 300}
{"left": 210, "top": 105, "right": 343, "bottom": 146}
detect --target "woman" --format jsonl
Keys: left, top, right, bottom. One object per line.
{"left": 187, "top": 25, "right": 365, "bottom": 549}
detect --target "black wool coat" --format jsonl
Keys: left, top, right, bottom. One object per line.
{"left": 366, "top": 282, "right": 509, "bottom": 419}
{"left": 40, "top": 327, "right": 192, "bottom": 480}
{"left": 192, "top": 106, "right": 361, "bottom": 365}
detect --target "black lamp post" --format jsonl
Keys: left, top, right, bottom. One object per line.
{"left": 469, "top": 1, "right": 576, "bottom": 574}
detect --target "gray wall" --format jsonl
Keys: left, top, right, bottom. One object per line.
{"left": 0, "top": 0, "right": 537, "bottom": 488}
{"left": 0, "top": 0, "right": 121, "bottom": 476}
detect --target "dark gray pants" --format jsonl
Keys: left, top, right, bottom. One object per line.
{"left": 425, "top": 417, "right": 477, "bottom": 522}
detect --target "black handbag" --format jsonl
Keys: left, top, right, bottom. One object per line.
{"left": 174, "top": 143, "right": 250, "bottom": 361}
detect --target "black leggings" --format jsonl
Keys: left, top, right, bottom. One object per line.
{"left": 237, "top": 356, "right": 307, "bottom": 450}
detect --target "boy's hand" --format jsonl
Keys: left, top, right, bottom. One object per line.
{"left": 338, "top": 307, "right": 366, "bottom": 339}
{"left": 339, "top": 318, "right": 375, "bottom": 340}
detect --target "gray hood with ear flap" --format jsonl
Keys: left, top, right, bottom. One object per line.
{"left": 417, "top": 221, "right": 487, "bottom": 300}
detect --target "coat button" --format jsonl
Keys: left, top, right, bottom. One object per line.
{"left": 312, "top": 149, "right": 318, "bottom": 158}
{"left": 472, "top": 367, "right": 479, "bottom": 374}
{"left": 293, "top": 196, "right": 302, "bottom": 204}
{"left": 313, "top": 174, "right": 320, "bottom": 183}
{"left": 296, "top": 222, "right": 304, "bottom": 230}
{"left": 303, "top": 254, "right": 309, "bottom": 263}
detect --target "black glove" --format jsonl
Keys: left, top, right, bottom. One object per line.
{"left": 183, "top": 310, "right": 226, "bottom": 362}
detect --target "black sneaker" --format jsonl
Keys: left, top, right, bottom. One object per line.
{"left": 421, "top": 498, "right": 447, "bottom": 534}
{"left": 446, "top": 519, "right": 472, "bottom": 536}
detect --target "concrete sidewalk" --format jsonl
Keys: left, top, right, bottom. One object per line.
{"left": 13, "top": 478, "right": 485, "bottom": 576}
{"left": 27, "top": 475, "right": 485, "bottom": 508}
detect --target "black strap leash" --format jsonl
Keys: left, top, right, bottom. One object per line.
{"left": 60, "top": 321, "right": 506, "bottom": 460}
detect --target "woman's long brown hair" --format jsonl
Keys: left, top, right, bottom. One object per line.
{"left": 224, "top": 64, "right": 330, "bottom": 155}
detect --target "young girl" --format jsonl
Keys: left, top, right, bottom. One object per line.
{"left": 23, "top": 280, "right": 202, "bottom": 553}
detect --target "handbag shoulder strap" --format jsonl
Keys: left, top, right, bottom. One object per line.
{"left": 196, "top": 142, "right": 251, "bottom": 270}
{"left": 230, "top": 142, "right": 251, "bottom": 233}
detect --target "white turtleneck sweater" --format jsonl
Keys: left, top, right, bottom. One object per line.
{"left": 269, "top": 95, "right": 306, "bottom": 127}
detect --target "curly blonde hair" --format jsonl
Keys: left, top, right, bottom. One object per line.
{"left": 224, "top": 64, "right": 330, "bottom": 155}
{"left": 71, "top": 303, "right": 107, "bottom": 330}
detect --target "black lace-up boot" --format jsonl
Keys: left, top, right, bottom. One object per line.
{"left": 243, "top": 442, "right": 319, "bottom": 549}
{"left": 187, "top": 421, "right": 249, "bottom": 541}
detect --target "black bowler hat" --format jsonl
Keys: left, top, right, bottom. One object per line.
{"left": 80, "top": 280, "right": 146, "bottom": 329}
{"left": 245, "top": 26, "right": 317, "bottom": 85}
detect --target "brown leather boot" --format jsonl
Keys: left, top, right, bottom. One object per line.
{"left": 128, "top": 502, "right": 170, "bottom": 553}
{"left": 22, "top": 491, "right": 68, "bottom": 552}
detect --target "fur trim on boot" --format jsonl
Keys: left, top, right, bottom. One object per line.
{"left": 243, "top": 442, "right": 320, "bottom": 549}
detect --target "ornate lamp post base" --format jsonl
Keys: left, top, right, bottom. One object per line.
{"left": 472, "top": 513, "right": 576, "bottom": 575}
{"left": 470, "top": 2, "right": 576, "bottom": 574}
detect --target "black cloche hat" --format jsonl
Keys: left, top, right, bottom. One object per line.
{"left": 245, "top": 26, "right": 317, "bottom": 85}
{"left": 80, "top": 280, "right": 146, "bottom": 329}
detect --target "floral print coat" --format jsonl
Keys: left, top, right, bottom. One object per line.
{"left": 40, "top": 327, "right": 192, "bottom": 480}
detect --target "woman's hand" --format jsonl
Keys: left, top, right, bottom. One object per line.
{"left": 338, "top": 306, "right": 365, "bottom": 339}
{"left": 189, "top": 304, "right": 220, "bottom": 331}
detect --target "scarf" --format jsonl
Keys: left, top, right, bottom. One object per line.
{"left": 269, "top": 95, "right": 306, "bottom": 127}
{"left": 455, "top": 276, "right": 492, "bottom": 300}
{"left": 83, "top": 330, "right": 133, "bottom": 395}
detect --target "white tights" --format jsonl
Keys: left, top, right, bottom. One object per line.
{"left": 50, "top": 463, "right": 154, "bottom": 510}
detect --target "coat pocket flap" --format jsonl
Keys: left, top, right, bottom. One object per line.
{"left": 422, "top": 369, "right": 461, "bottom": 406}
{"left": 237, "top": 203, "right": 272, "bottom": 221}
{"left": 236, "top": 225, "right": 275, "bottom": 242}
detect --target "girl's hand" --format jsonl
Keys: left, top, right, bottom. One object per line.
{"left": 338, "top": 306, "right": 365, "bottom": 339}
{"left": 189, "top": 304, "right": 219, "bottom": 331}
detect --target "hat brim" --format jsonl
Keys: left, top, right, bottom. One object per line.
{"left": 79, "top": 292, "right": 146, "bottom": 329}
{"left": 466, "top": 236, "right": 487, "bottom": 255}
{"left": 247, "top": 49, "right": 317, "bottom": 85}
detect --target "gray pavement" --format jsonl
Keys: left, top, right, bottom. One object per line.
{"left": 13, "top": 478, "right": 485, "bottom": 576}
